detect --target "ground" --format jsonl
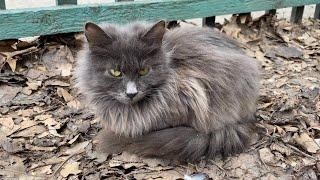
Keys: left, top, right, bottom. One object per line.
{"left": 0, "top": 15, "right": 319, "bottom": 180}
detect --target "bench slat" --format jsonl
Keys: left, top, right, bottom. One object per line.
{"left": 1, "top": 0, "right": 320, "bottom": 40}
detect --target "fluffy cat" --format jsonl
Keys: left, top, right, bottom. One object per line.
{"left": 75, "top": 20, "right": 260, "bottom": 162}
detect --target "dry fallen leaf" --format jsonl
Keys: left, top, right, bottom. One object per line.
{"left": 64, "top": 141, "right": 90, "bottom": 155}
{"left": 30, "top": 164, "right": 52, "bottom": 176}
{"left": 57, "top": 87, "right": 74, "bottom": 102}
{"left": 25, "top": 144, "right": 56, "bottom": 152}
{"left": 11, "top": 125, "right": 46, "bottom": 138}
{"left": 0, "top": 154, "right": 26, "bottom": 178}
{"left": 297, "top": 33, "right": 317, "bottom": 46}
{"left": 222, "top": 15, "right": 242, "bottom": 39}
{"left": 67, "top": 99, "right": 82, "bottom": 109}
{"left": 6, "top": 58, "right": 17, "bottom": 72}
{"left": 270, "top": 143, "right": 293, "bottom": 156}
{"left": 58, "top": 63, "right": 73, "bottom": 77}
{"left": 0, "top": 85, "right": 22, "bottom": 106}
{"left": 17, "top": 109, "right": 34, "bottom": 117}
{"left": 60, "top": 161, "right": 82, "bottom": 178}
{"left": 0, "top": 117, "right": 15, "bottom": 130}
{"left": 1, "top": 138, "right": 24, "bottom": 153}
{"left": 259, "top": 148, "right": 276, "bottom": 165}
{"left": 282, "top": 125, "right": 299, "bottom": 132}
{"left": 26, "top": 80, "right": 42, "bottom": 91}
{"left": 134, "top": 169, "right": 182, "bottom": 179}
{"left": 0, "top": 53, "right": 5, "bottom": 70}
{"left": 44, "top": 79, "right": 70, "bottom": 87}
{"left": 34, "top": 114, "right": 52, "bottom": 121}
{"left": 273, "top": 45, "right": 303, "bottom": 59}
{"left": 294, "top": 133, "right": 320, "bottom": 153}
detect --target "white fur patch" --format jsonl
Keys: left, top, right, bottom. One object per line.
{"left": 126, "top": 81, "right": 137, "bottom": 95}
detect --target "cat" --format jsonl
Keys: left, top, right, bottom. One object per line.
{"left": 75, "top": 20, "right": 260, "bottom": 162}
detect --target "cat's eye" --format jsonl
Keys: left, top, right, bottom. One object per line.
{"left": 139, "top": 67, "right": 150, "bottom": 76}
{"left": 110, "top": 69, "right": 122, "bottom": 77}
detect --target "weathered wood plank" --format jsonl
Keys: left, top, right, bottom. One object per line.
{"left": 202, "top": 16, "right": 215, "bottom": 27}
{"left": 315, "top": 4, "right": 320, "bottom": 19}
{"left": 291, "top": 6, "right": 305, "bottom": 23}
{"left": 1, "top": 0, "right": 320, "bottom": 40}
{"left": 265, "top": 9, "right": 277, "bottom": 15}
{"left": 0, "top": 0, "right": 5, "bottom": 10}
{"left": 56, "top": 0, "right": 77, "bottom": 5}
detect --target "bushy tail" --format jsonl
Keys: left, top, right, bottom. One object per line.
{"left": 97, "top": 123, "right": 255, "bottom": 162}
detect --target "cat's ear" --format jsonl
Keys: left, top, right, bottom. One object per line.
{"left": 142, "top": 20, "right": 166, "bottom": 45}
{"left": 84, "top": 22, "right": 112, "bottom": 46}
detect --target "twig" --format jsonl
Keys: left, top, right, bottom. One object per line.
{"left": 286, "top": 144, "right": 318, "bottom": 160}
{"left": 51, "top": 153, "right": 78, "bottom": 179}
{"left": 6, "top": 46, "right": 38, "bottom": 59}
{"left": 209, "top": 160, "right": 229, "bottom": 178}
{"left": 210, "top": 160, "right": 226, "bottom": 172}
{"left": 8, "top": 123, "right": 41, "bottom": 137}
{"left": 27, "top": 161, "right": 64, "bottom": 172}
{"left": 181, "top": 20, "right": 198, "bottom": 26}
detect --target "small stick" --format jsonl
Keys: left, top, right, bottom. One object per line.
{"left": 4, "top": 46, "right": 38, "bottom": 59}
{"left": 51, "top": 153, "right": 78, "bottom": 179}
{"left": 210, "top": 160, "right": 226, "bottom": 173}
{"left": 286, "top": 144, "right": 318, "bottom": 160}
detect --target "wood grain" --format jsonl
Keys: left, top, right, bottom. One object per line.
{"left": 0, "top": 0, "right": 320, "bottom": 40}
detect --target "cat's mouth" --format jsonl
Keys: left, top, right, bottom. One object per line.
{"left": 117, "top": 92, "right": 146, "bottom": 105}
{"left": 128, "top": 94, "right": 144, "bottom": 104}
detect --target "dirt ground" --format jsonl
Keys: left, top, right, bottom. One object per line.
{"left": 0, "top": 15, "right": 319, "bottom": 179}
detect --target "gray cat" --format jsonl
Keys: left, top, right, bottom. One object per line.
{"left": 75, "top": 20, "right": 260, "bottom": 162}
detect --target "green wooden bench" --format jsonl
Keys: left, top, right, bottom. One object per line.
{"left": 0, "top": 0, "right": 319, "bottom": 40}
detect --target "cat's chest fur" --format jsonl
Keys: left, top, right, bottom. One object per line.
{"left": 99, "top": 73, "right": 210, "bottom": 137}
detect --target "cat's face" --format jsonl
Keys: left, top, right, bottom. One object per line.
{"left": 84, "top": 21, "right": 170, "bottom": 104}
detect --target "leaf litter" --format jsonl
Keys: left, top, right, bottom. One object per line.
{"left": 0, "top": 16, "right": 319, "bottom": 179}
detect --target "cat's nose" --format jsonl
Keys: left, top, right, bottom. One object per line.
{"left": 126, "top": 92, "right": 138, "bottom": 99}
{"left": 126, "top": 81, "right": 138, "bottom": 99}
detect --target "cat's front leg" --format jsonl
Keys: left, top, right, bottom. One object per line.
{"left": 95, "top": 129, "right": 132, "bottom": 155}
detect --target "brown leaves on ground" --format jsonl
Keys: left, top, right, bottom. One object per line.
{"left": 0, "top": 17, "right": 320, "bottom": 179}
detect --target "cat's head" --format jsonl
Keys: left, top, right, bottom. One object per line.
{"left": 80, "top": 20, "right": 171, "bottom": 105}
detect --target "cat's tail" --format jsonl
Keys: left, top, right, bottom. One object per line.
{"left": 97, "top": 123, "right": 255, "bottom": 162}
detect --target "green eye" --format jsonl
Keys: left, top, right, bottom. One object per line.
{"left": 110, "top": 69, "right": 122, "bottom": 77}
{"left": 139, "top": 67, "right": 150, "bottom": 76}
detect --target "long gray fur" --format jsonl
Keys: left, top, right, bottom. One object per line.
{"left": 75, "top": 20, "right": 260, "bottom": 162}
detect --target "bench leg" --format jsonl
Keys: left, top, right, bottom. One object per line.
{"left": 56, "top": 0, "right": 77, "bottom": 5}
{"left": 202, "top": 16, "right": 216, "bottom": 27}
{"left": 291, "top": 6, "right": 305, "bottom": 23}
{"left": 265, "top": 9, "right": 276, "bottom": 15}
{"left": 0, "top": 0, "right": 5, "bottom": 10}
{"left": 167, "top": 21, "right": 179, "bottom": 29}
{"left": 315, "top": 4, "right": 320, "bottom": 19}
